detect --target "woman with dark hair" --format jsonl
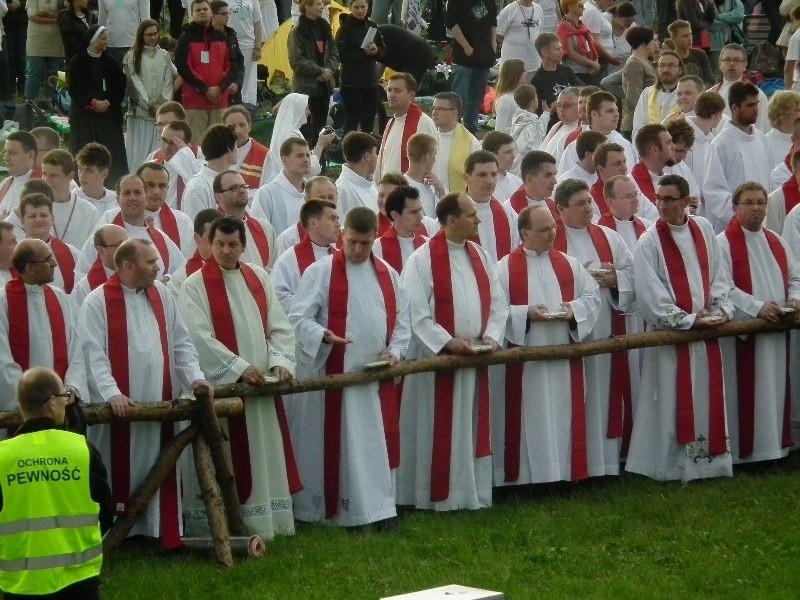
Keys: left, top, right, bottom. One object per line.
{"left": 58, "top": 0, "right": 96, "bottom": 66}
{"left": 68, "top": 25, "right": 128, "bottom": 186}
{"left": 288, "top": 0, "right": 339, "bottom": 147}
{"left": 621, "top": 25, "right": 658, "bottom": 136}
{"left": 335, "top": 0, "right": 384, "bottom": 135}
{"left": 605, "top": 1, "right": 637, "bottom": 74}
{"left": 123, "top": 20, "right": 174, "bottom": 171}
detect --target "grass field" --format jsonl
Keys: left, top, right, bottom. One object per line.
{"left": 102, "top": 454, "right": 800, "bottom": 600}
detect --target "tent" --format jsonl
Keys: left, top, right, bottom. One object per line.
{"left": 259, "top": 1, "right": 350, "bottom": 82}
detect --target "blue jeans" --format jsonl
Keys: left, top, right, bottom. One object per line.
{"left": 25, "top": 56, "right": 61, "bottom": 101}
{"left": 450, "top": 64, "right": 488, "bottom": 134}
{"left": 372, "top": 0, "right": 402, "bottom": 25}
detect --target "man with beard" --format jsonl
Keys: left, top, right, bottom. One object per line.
{"left": 631, "top": 50, "right": 684, "bottom": 140}
{"left": 703, "top": 82, "right": 773, "bottom": 233}
{"left": 709, "top": 44, "right": 770, "bottom": 134}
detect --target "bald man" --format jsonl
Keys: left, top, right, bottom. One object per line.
{"left": 71, "top": 224, "right": 129, "bottom": 309}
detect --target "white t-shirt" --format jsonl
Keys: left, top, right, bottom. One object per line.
{"left": 606, "top": 15, "right": 633, "bottom": 74}
{"left": 582, "top": 0, "right": 612, "bottom": 54}
{"left": 497, "top": 1, "right": 544, "bottom": 72}
{"left": 227, "top": 0, "right": 263, "bottom": 48}
{"left": 787, "top": 28, "right": 800, "bottom": 91}
{"left": 535, "top": 0, "right": 560, "bottom": 32}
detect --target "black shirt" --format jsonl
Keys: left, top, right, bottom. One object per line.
{"left": 531, "top": 64, "right": 582, "bottom": 130}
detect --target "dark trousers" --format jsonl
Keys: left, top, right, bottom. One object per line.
{"left": 150, "top": 0, "right": 186, "bottom": 39}
{"left": 4, "top": 577, "right": 100, "bottom": 599}
{"left": 0, "top": 36, "right": 9, "bottom": 100}
{"left": 5, "top": 21, "right": 26, "bottom": 94}
{"left": 340, "top": 86, "right": 378, "bottom": 136}
{"left": 761, "top": 0, "right": 783, "bottom": 45}
{"left": 656, "top": 1, "right": 677, "bottom": 42}
{"left": 301, "top": 94, "right": 329, "bottom": 148}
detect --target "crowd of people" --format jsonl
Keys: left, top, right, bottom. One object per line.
{"left": 4, "top": 0, "right": 800, "bottom": 596}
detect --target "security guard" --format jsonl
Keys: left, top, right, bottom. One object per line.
{"left": 0, "top": 367, "right": 112, "bottom": 599}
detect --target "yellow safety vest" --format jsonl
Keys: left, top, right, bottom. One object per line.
{"left": 0, "top": 429, "right": 103, "bottom": 595}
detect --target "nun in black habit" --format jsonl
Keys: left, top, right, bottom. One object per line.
{"left": 68, "top": 25, "right": 129, "bottom": 187}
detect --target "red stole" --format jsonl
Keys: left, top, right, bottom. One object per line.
{"left": 377, "top": 212, "right": 392, "bottom": 235}
{"left": 244, "top": 214, "right": 271, "bottom": 267}
{"left": 470, "top": 199, "right": 512, "bottom": 259}
{"left": 380, "top": 103, "right": 423, "bottom": 173}
{"left": 504, "top": 247, "right": 588, "bottom": 482}
{"left": 589, "top": 179, "right": 611, "bottom": 216}
{"left": 630, "top": 162, "right": 656, "bottom": 202}
{"left": 509, "top": 187, "right": 559, "bottom": 220}
{"left": 553, "top": 223, "right": 632, "bottom": 448}
{"left": 724, "top": 218, "right": 793, "bottom": 456}
{"left": 428, "top": 231, "right": 492, "bottom": 503}
{"left": 156, "top": 204, "right": 181, "bottom": 247}
{"left": 86, "top": 259, "right": 109, "bottom": 290}
{"left": 323, "top": 251, "right": 398, "bottom": 518}
{"left": 293, "top": 235, "right": 334, "bottom": 275}
{"left": 50, "top": 237, "right": 75, "bottom": 294}
{"left": 153, "top": 143, "right": 199, "bottom": 209}
{"left": 185, "top": 251, "right": 205, "bottom": 275}
{"left": 239, "top": 140, "right": 269, "bottom": 189}
{"left": 655, "top": 218, "right": 727, "bottom": 456}
{"left": 6, "top": 278, "right": 68, "bottom": 380}
{"left": 378, "top": 227, "right": 425, "bottom": 273}
{"left": 563, "top": 122, "right": 585, "bottom": 148}
{"left": 112, "top": 214, "right": 171, "bottom": 273}
{"left": 201, "top": 258, "right": 302, "bottom": 502}
{"left": 598, "top": 213, "right": 647, "bottom": 239}
{"left": 103, "top": 275, "right": 181, "bottom": 549}
{"left": 781, "top": 178, "right": 800, "bottom": 217}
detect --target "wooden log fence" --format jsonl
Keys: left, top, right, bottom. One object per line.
{"left": 3, "top": 317, "right": 798, "bottom": 565}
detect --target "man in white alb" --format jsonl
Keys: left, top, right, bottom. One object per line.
{"left": 336, "top": 132, "right": 379, "bottom": 215}
{"left": 252, "top": 137, "right": 311, "bottom": 235}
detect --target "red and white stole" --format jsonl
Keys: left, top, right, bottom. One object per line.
{"left": 112, "top": 214, "right": 171, "bottom": 273}
{"left": 239, "top": 140, "right": 269, "bottom": 189}
{"left": 155, "top": 204, "right": 181, "bottom": 247}
{"left": 503, "top": 247, "right": 588, "bottom": 482}
{"left": 323, "top": 251, "right": 398, "bottom": 518}
{"left": 86, "top": 258, "right": 109, "bottom": 290}
{"left": 509, "top": 187, "right": 559, "bottom": 220}
{"left": 0, "top": 176, "right": 13, "bottom": 204}
{"left": 428, "top": 231, "right": 491, "bottom": 503}
{"left": 243, "top": 214, "right": 271, "bottom": 267}
{"left": 378, "top": 227, "right": 425, "bottom": 273}
{"left": 630, "top": 162, "right": 656, "bottom": 202}
{"left": 553, "top": 223, "right": 632, "bottom": 447}
{"left": 724, "top": 218, "right": 793, "bottom": 456}
{"left": 379, "top": 103, "right": 423, "bottom": 174}
{"left": 185, "top": 251, "right": 205, "bottom": 276}
{"left": 598, "top": 213, "right": 647, "bottom": 239}
{"left": 6, "top": 278, "right": 68, "bottom": 380}
{"left": 293, "top": 234, "right": 335, "bottom": 275}
{"left": 49, "top": 237, "right": 75, "bottom": 294}
{"left": 201, "top": 258, "right": 302, "bottom": 502}
{"left": 103, "top": 275, "right": 181, "bottom": 549}
{"left": 469, "top": 198, "right": 512, "bottom": 259}
{"left": 781, "top": 178, "right": 800, "bottom": 217}
{"left": 655, "top": 218, "right": 727, "bottom": 456}
{"left": 589, "top": 179, "right": 610, "bottom": 216}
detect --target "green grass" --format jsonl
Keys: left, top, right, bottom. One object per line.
{"left": 102, "top": 454, "right": 800, "bottom": 599}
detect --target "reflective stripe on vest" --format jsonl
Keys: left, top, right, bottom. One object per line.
{"left": 0, "top": 429, "right": 102, "bottom": 595}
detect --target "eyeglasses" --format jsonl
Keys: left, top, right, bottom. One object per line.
{"left": 655, "top": 195, "right": 686, "bottom": 203}
{"left": 720, "top": 58, "right": 746, "bottom": 63}
{"left": 737, "top": 200, "right": 767, "bottom": 207}
{"left": 50, "top": 391, "right": 72, "bottom": 403}
{"left": 556, "top": 103, "right": 576, "bottom": 109}
{"left": 222, "top": 184, "right": 249, "bottom": 193}
{"left": 431, "top": 106, "right": 456, "bottom": 112}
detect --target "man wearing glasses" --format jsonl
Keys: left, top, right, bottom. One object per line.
{"left": 0, "top": 240, "right": 87, "bottom": 416}
{"left": 432, "top": 92, "right": 481, "bottom": 195}
{"left": 212, "top": 170, "right": 275, "bottom": 268}
{"left": 628, "top": 173, "right": 734, "bottom": 483}
{"left": 0, "top": 367, "right": 112, "bottom": 599}
{"left": 710, "top": 43, "right": 770, "bottom": 133}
